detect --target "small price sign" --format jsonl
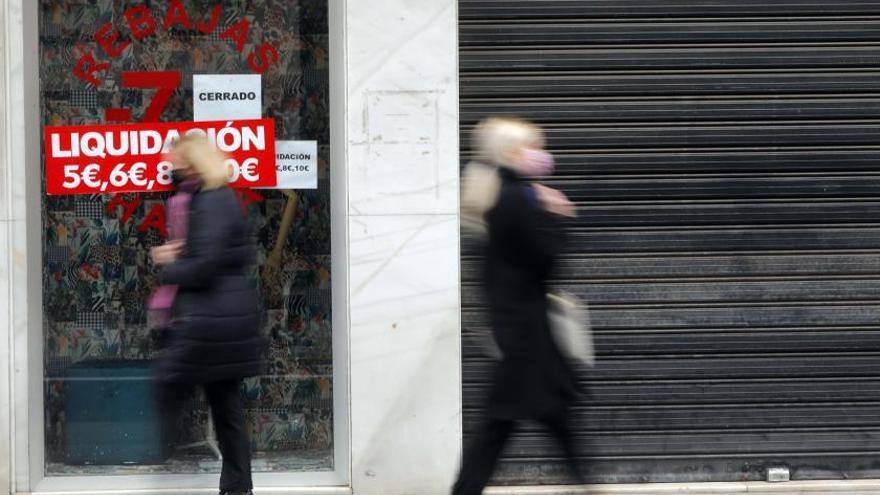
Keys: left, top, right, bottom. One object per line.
{"left": 257, "top": 140, "right": 318, "bottom": 190}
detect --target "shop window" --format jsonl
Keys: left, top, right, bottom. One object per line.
{"left": 39, "top": 0, "right": 333, "bottom": 475}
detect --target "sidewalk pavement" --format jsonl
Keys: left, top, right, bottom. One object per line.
{"left": 485, "top": 480, "right": 880, "bottom": 495}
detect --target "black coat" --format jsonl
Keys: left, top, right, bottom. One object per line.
{"left": 484, "top": 169, "right": 578, "bottom": 420}
{"left": 156, "top": 187, "right": 264, "bottom": 384}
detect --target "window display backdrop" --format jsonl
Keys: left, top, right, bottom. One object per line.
{"left": 39, "top": 0, "right": 333, "bottom": 475}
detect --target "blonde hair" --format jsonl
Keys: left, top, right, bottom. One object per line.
{"left": 461, "top": 117, "right": 544, "bottom": 236}
{"left": 461, "top": 161, "right": 502, "bottom": 235}
{"left": 473, "top": 117, "right": 544, "bottom": 168}
{"left": 171, "top": 134, "right": 229, "bottom": 190}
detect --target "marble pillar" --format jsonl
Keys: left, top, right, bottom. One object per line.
{"left": 345, "top": 1, "right": 462, "bottom": 494}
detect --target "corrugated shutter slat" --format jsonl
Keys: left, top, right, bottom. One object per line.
{"left": 460, "top": 0, "right": 880, "bottom": 484}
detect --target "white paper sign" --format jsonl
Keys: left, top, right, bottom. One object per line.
{"left": 258, "top": 140, "right": 318, "bottom": 190}
{"left": 193, "top": 74, "right": 262, "bottom": 122}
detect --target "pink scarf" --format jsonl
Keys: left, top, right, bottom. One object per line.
{"left": 147, "top": 179, "right": 199, "bottom": 329}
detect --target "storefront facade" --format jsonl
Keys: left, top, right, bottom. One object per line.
{"left": 7, "top": 1, "right": 880, "bottom": 494}
{"left": 0, "top": 0, "right": 461, "bottom": 494}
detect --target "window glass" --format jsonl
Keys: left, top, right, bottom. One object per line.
{"left": 40, "top": 0, "right": 333, "bottom": 475}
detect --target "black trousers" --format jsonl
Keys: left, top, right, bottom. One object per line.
{"left": 452, "top": 410, "right": 582, "bottom": 495}
{"left": 157, "top": 379, "right": 253, "bottom": 493}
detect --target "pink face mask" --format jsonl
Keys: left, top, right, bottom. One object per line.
{"left": 519, "top": 148, "right": 555, "bottom": 177}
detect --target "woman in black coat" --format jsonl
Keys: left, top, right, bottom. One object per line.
{"left": 151, "top": 135, "right": 262, "bottom": 495}
{"left": 455, "top": 118, "right": 581, "bottom": 495}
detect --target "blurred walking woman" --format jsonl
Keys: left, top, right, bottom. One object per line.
{"left": 151, "top": 135, "right": 263, "bottom": 495}
{"left": 455, "top": 118, "right": 581, "bottom": 494}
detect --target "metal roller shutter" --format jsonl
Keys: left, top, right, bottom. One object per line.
{"left": 459, "top": 0, "right": 880, "bottom": 484}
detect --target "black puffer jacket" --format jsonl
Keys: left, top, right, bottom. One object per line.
{"left": 485, "top": 168, "right": 578, "bottom": 420}
{"left": 155, "top": 187, "right": 264, "bottom": 384}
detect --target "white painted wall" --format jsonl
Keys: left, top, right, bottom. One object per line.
{"left": 3, "top": 0, "right": 42, "bottom": 491}
{"left": 0, "top": 0, "right": 11, "bottom": 492}
{"left": 0, "top": 0, "right": 35, "bottom": 492}
{"left": 344, "top": 0, "right": 462, "bottom": 493}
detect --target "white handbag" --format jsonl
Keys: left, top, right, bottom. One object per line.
{"left": 547, "top": 292, "right": 595, "bottom": 367}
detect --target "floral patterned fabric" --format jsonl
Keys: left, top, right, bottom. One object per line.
{"left": 40, "top": 0, "right": 333, "bottom": 475}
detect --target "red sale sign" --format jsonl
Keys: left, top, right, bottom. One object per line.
{"left": 44, "top": 119, "right": 277, "bottom": 195}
